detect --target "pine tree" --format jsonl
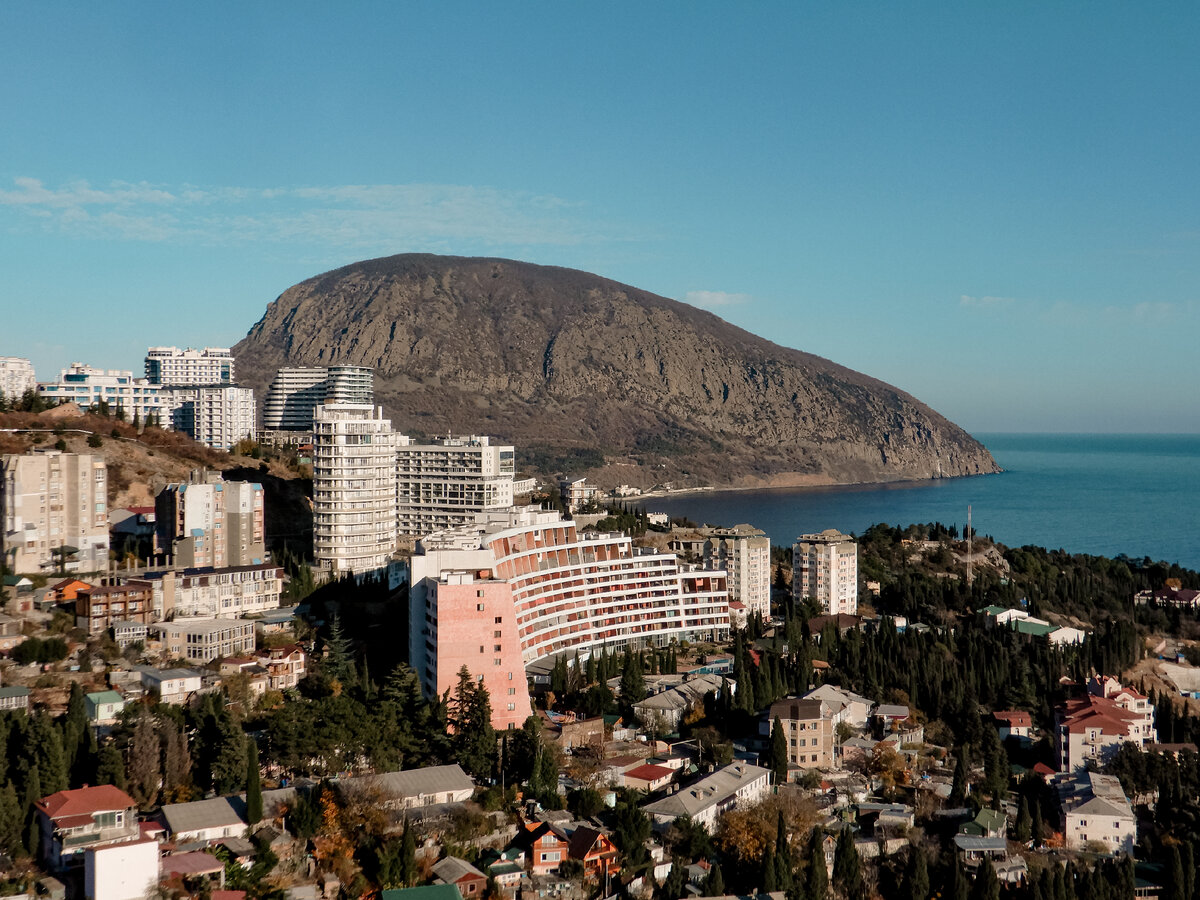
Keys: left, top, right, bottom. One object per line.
{"left": 29, "top": 713, "right": 68, "bottom": 793}
{"left": 246, "top": 740, "right": 263, "bottom": 825}
{"left": 450, "top": 667, "right": 497, "bottom": 780}
{"left": 127, "top": 712, "right": 162, "bottom": 809}
{"left": 950, "top": 747, "right": 970, "bottom": 804}
{"left": 161, "top": 719, "right": 192, "bottom": 802}
{"left": 770, "top": 716, "right": 789, "bottom": 786}
{"left": 0, "top": 784, "right": 22, "bottom": 858}
{"left": 325, "top": 613, "right": 354, "bottom": 685}
{"left": 774, "top": 809, "right": 793, "bottom": 890}
{"left": 949, "top": 855, "right": 969, "bottom": 900}
{"left": 832, "top": 828, "right": 861, "bottom": 896}
{"left": 96, "top": 744, "right": 127, "bottom": 788}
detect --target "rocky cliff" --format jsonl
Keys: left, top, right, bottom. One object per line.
{"left": 233, "top": 254, "right": 999, "bottom": 488}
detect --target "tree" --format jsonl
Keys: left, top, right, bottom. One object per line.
{"left": 87, "top": 433, "right": 102, "bottom": 448}
{"left": 127, "top": 712, "right": 162, "bottom": 809}
{"left": 620, "top": 650, "right": 647, "bottom": 705}
{"left": 770, "top": 716, "right": 789, "bottom": 786}
{"left": 96, "top": 743, "right": 127, "bottom": 788}
{"left": 161, "top": 718, "right": 193, "bottom": 803}
{"left": 970, "top": 858, "right": 1000, "bottom": 900}
{"left": 0, "top": 784, "right": 22, "bottom": 858}
{"left": 704, "top": 862, "right": 725, "bottom": 897}
{"left": 905, "top": 846, "right": 929, "bottom": 900}
{"left": 1015, "top": 796, "right": 1032, "bottom": 842}
{"left": 659, "top": 862, "right": 686, "bottom": 900}
{"left": 324, "top": 614, "right": 354, "bottom": 686}
{"left": 399, "top": 816, "right": 418, "bottom": 887}
{"left": 832, "top": 828, "right": 861, "bottom": 896}
{"left": 449, "top": 667, "right": 496, "bottom": 780}
{"left": 805, "top": 827, "right": 828, "bottom": 900}
{"left": 950, "top": 747, "right": 970, "bottom": 804}
{"left": 246, "top": 740, "right": 263, "bottom": 825}
{"left": 29, "top": 712, "right": 68, "bottom": 794}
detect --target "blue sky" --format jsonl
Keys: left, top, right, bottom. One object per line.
{"left": 2, "top": 3, "right": 1198, "bottom": 433}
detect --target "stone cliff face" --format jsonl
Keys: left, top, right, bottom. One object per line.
{"left": 234, "top": 254, "right": 999, "bottom": 488}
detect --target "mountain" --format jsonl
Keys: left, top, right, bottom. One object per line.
{"left": 233, "top": 254, "right": 999, "bottom": 489}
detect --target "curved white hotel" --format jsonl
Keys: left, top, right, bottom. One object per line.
{"left": 410, "top": 507, "right": 730, "bottom": 729}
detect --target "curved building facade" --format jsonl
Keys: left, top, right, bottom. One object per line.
{"left": 410, "top": 508, "right": 730, "bottom": 730}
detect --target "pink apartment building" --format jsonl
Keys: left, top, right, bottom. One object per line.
{"left": 411, "top": 508, "right": 730, "bottom": 730}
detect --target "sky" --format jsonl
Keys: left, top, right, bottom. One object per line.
{"left": 2, "top": 3, "right": 1198, "bottom": 433}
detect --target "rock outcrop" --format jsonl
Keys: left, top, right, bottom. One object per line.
{"left": 234, "top": 254, "right": 999, "bottom": 488}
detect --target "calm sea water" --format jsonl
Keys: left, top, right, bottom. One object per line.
{"left": 645, "top": 434, "right": 1200, "bottom": 570}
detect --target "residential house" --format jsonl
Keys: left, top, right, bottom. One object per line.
{"left": 152, "top": 617, "right": 255, "bottom": 663}
{"left": 766, "top": 698, "right": 835, "bottom": 771}
{"left": 338, "top": 764, "right": 474, "bottom": 810}
{"left": 75, "top": 582, "right": 154, "bottom": 634}
{"left": 0, "top": 613, "right": 23, "bottom": 652}
{"left": 953, "top": 835, "right": 1008, "bottom": 865}
{"left": 159, "top": 796, "right": 248, "bottom": 843}
{"left": 959, "top": 808, "right": 1007, "bottom": 839}
{"left": 517, "top": 821, "right": 570, "bottom": 875}
{"left": 1057, "top": 771, "right": 1136, "bottom": 854}
{"left": 381, "top": 887, "right": 464, "bottom": 900}
{"left": 0, "top": 685, "right": 31, "bottom": 713}
{"left": 84, "top": 837, "right": 158, "bottom": 900}
{"left": 256, "top": 643, "right": 306, "bottom": 691}
{"left": 34, "top": 785, "right": 139, "bottom": 870}
{"left": 803, "top": 684, "right": 874, "bottom": 728}
{"left": 566, "top": 826, "right": 619, "bottom": 881}
{"left": 993, "top": 711, "right": 1033, "bottom": 742}
{"left": 432, "top": 857, "right": 488, "bottom": 898}
{"left": 85, "top": 691, "right": 125, "bottom": 726}
{"left": 477, "top": 848, "right": 524, "bottom": 893}
{"left": 1056, "top": 677, "right": 1156, "bottom": 771}
{"left": 623, "top": 764, "right": 676, "bottom": 793}
{"left": 641, "top": 762, "right": 771, "bottom": 833}
{"left": 632, "top": 673, "right": 728, "bottom": 733}
{"left": 136, "top": 666, "right": 204, "bottom": 705}
{"left": 112, "top": 620, "right": 149, "bottom": 650}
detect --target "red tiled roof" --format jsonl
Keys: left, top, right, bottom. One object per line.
{"left": 36, "top": 785, "right": 136, "bottom": 821}
{"left": 624, "top": 764, "right": 675, "bottom": 782}
{"left": 160, "top": 852, "right": 224, "bottom": 877}
{"left": 993, "top": 711, "right": 1032, "bottom": 727}
{"left": 1032, "top": 763, "right": 1055, "bottom": 776}
{"left": 567, "top": 826, "right": 614, "bottom": 860}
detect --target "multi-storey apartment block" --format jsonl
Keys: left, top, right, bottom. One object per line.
{"left": 703, "top": 524, "right": 771, "bottom": 620}
{"left": 144, "top": 347, "right": 234, "bottom": 386}
{"left": 155, "top": 472, "right": 265, "bottom": 567}
{"left": 0, "top": 357, "right": 35, "bottom": 404}
{"left": 312, "top": 403, "right": 399, "bottom": 575}
{"left": 1056, "top": 771, "right": 1136, "bottom": 854}
{"left": 168, "top": 386, "right": 256, "bottom": 450}
{"left": 152, "top": 617, "right": 256, "bottom": 663}
{"left": 1056, "top": 675, "right": 1157, "bottom": 771}
{"left": 396, "top": 435, "right": 515, "bottom": 537}
{"left": 1, "top": 450, "right": 109, "bottom": 573}
{"left": 410, "top": 507, "right": 730, "bottom": 730}
{"left": 262, "top": 365, "right": 374, "bottom": 435}
{"left": 766, "top": 697, "right": 836, "bottom": 771}
{"left": 37, "top": 364, "right": 173, "bottom": 424}
{"left": 146, "top": 563, "right": 283, "bottom": 618}
{"left": 792, "top": 529, "right": 858, "bottom": 616}
{"left": 75, "top": 582, "right": 155, "bottom": 634}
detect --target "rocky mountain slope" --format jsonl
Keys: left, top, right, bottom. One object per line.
{"left": 234, "top": 254, "right": 999, "bottom": 489}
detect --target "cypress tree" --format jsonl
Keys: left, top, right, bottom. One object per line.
{"left": 763, "top": 845, "right": 778, "bottom": 892}
{"left": 399, "top": 817, "right": 417, "bottom": 886}
{"left": 770, "top": 717, "right": 789, "bottom": 785}
{"left": 905, "top": 847, "right": 929, "bottom": 900}
{"left": 806, "top": 827, "right": 828, "bottom": 900}
{"left": 246, "top": 740, "right": 262, "bottom": 825}
{"left": 704, "top": 862, "right": 724, "bottom": 897}
{"left": 970, "top": 858, "right": 1000, "bottom": 900}
{"left": 0, "top": 784, "right": 22, "bottom": 858}
{"left": 832, "top": 828, "right": 861, "bottom": 896}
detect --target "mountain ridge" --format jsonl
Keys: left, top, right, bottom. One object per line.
{"left": 233, "top": 253, "right": 999, "bottom": 489}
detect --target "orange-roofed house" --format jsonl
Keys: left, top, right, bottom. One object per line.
{"left": 35, "top": 784, "right": 139, "bottom": 870}
{"left": 50, "top": 578, "right": 92, "bottom": 602}
{"left": 992, "top": 711, "right": 1032, "bottom": 741}
{"left": 566, "top": 826, "right": 619, "bottom": 881}
{"left": 1055, "top": 678, "right": 1156, "bottom": 771}
{"left": 517, "top": 822, "right": 570, "bottom": 875}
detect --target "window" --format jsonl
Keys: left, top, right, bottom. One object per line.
{"left": 480, "top": 645, "right": 485, "bottom": 653}
{"left": 477, "top": 603, "right": 485, "bottom": 611}
{"left": 508, "top": 688, "right": 517, "bottom": 695}
{"left": 494, "top": 630, "right": 503, "bottom": 638}
{"left": 495, "top": 658, "right": 502, "bottom": 666}
{"left": 494, "top": 644, "right": 502, "bottom": 652}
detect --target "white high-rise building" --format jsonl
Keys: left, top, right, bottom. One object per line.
{"left": 1, "top": 450, "right": 109, "bottom": 573}
{"left": 0, "top": 357, "right": 35, "bottom": 405}
{"left": 169, "top": 386, "right": 255, "bottom": 450}
{"left": 704, "top": 524, "right": 772, "bottom": 620}
{"left": 262, "top": 366, "right": 373, "bottom": 433}
{"left": 792, "top": 529, "right": 858, "bottom": 616}
{"left": 396, "top": 435, "right": 515, "bottom": 537}
{"left": 37, "top": 364, "right": 173, "bottom": 425}
{"left": 145, "top": 347, "right": 234, "bottom": 386}
{"left": 312, "top": 403, "right": 399, "bottom": 575}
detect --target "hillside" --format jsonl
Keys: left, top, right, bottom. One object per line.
{"left": 234, "top": 254, "right": 999, "bottom": 489}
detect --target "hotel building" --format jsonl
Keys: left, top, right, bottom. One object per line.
{"left": 168, "top": 386, "right": 256, "bottom": 450}
{"left": 703, "top": 524, "right": 771, "bottom": 620}
{"left": 144, "top": 347, "right": 234, "bottom": 386}
{"left": 396, "top": 435, "right": 515, "bottom": 537}
{"left": 1, "top": 450, "right": 109, "bottom": 573}
{"left": 262, "top": 365, "right": 374, "bottom": 435}
{"left": 792, "top": 529, "right": 858, "bottom": 616}
{"left": 410, "top": 507, "right": 730, "bottom": 730}
{"left": 155, "top": 472, "right": 265, "bottom": 568}
{"left": 37, "top": 364, "right": 173, "bottom": 425}
{"left": 312, "top": 403, "right": 399, "bottom": 575}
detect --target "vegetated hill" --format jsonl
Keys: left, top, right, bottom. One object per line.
{"left": 234, "top": 254, "right": 1000, "bottom": 489}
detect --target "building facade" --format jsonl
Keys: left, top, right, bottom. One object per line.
{"left": 155, "top": 472, "right": 266, "bottom": 568}
{"left": 152, "top": 617, "right": 256, "bottom": 663}
{"left": 410, "top": 507, "right": 730, "bottom": 730}
{"left": 1056, "top": 676, "right": 1157, "bottom": 771}
{"left": 767, "top": 698, "right": 836, "bottom": 770}
{"left": 37, "top": 364, "right": 172, "bottom": 424}
{"left": 144, "top": 346, "right": 234, "bottom": 386}
{"left": 703, "top": 524, "right": 771, "bottom": 620}
{"left": 35, "top": 785, "right": 140, "bottom": 870}
{"left": 75, "top": 582, "right": 155, "bottom": 634}
{"left": 396, "top": 435, "right": 515, "bottom": 537}
{"left": 792, "top": 529, "right": 858, "bottom": 616}
{"left": 1057, "top": 771, "right": 1136, "bottom": 854}
{"left": 0, "top": 356, "right": 35, "bottom": 403}
{"left": 167, "top": 386, "right": 256, "bottom": 449}
{"left": 262, "top": 365, "right": 374, "bottom": 434}
{"left": 1, "top": 450, "right": 109, "bottom": 573}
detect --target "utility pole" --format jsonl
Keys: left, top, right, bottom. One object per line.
{"left": 966, "top": 505, "right": 973, "bottom": 587}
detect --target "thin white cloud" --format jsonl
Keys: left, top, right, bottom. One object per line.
{"left": 0, "top": 176, "right": 622, "bottom": 249}
{"left": 684, "top": 290, "right": 752, "bottom": 309}
{"left": 959, "top": 294, "right": 1015, "bottom": 308}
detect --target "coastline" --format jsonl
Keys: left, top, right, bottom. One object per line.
{"left": 636, "top": 469, "right": 1003, "bottom": 502}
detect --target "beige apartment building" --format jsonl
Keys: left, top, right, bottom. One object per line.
{"left": 313, "top": 403, "right": 399, "bottom": 575}
{"left": 704, "top": 524, "right": 771, "bottom": 619}
{"left": 152, "top": 617, "right": 256, "bottom": 664}
{"left": 1, "top": 451, "right": 109, "bottom": 574}
{"left": 793, "top": 529, "right": 858, "bottom": 616}
{"left": 155, "top": 472, "right": 265, "bottom": 568}
{"left": 768, "top": 697, "right": 836, "bottom": 771}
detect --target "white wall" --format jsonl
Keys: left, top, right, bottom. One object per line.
{"left": 85, "top": 839, "right": 159, "bottom": 900}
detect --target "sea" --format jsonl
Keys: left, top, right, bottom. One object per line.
{"left": 644, "top": 433, "right": 1200, "bottom": 571}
